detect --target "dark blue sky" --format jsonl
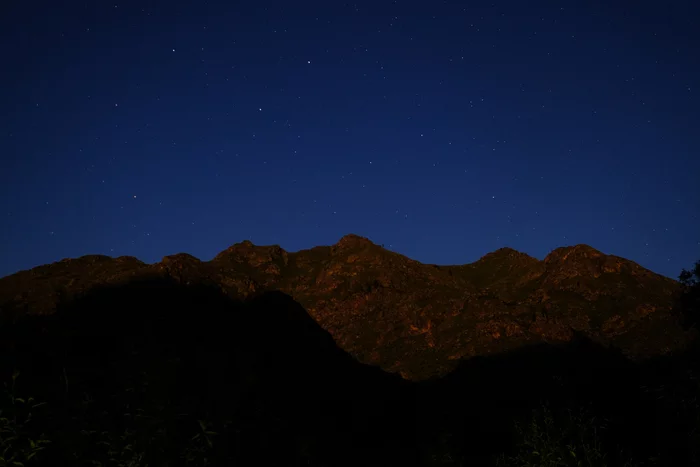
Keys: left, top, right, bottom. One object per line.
{"left": 2, "top": 1, "right": 698, "bottom": 279}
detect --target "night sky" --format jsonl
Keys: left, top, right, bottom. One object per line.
{"left": 2, "top": 1, "right": 699, "bottom": 280}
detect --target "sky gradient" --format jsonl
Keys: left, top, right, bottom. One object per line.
{"left": 2, "top": 0, "right": 699, "bottom": 279}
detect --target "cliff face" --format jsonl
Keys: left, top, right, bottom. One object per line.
{"left": 0, "top": 234, "right": 687, "bottom": 380}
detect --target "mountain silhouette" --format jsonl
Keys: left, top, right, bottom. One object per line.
{"left": 0, "top": 234, "right": 690, "bottom": 380}
{"left": 0, "top": 235, "right": 698, "bottom": 465}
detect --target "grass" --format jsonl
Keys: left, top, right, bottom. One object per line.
{"left": 0, "top": 370, "right": 218, "bottom": 467}
{"left": 2, "top": 359, "right": 700, "bottom": 466}
{"left": 496, "top": 405, "right": 631, "bottom": 467}
{"left": 0, "top": 371, "right": 51, "bottom": 467}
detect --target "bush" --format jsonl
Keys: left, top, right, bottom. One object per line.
{"left": 496, "top": 404, "right": 635, "bottom": 467}
{"left": 0, "top": 371, "right": 51, "bottom": 466}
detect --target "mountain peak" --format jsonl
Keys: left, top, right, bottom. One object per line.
{"left": 232, "top": 239, "right": 256, "bottom": 249}
{"left": 160, "top": 253, "right": 201, "bottom": 264}
{"left": 213, "top": 240, "right": 287, "bottom": 263}
{"left": 479, "top": 247, "right": 533, "bottom": 261}
{"left": 335, "top": 233, "right": 377, "bottom": 249}
{"left": 544, "top": 244, "right": 604, "bottom": 264}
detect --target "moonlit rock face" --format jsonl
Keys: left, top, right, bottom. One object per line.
{"left": 0, "top": 235, "right": 686, "bottom": 380}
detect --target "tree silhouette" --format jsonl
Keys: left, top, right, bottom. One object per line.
{"left": 677, "top": 260, "right": 700, "bottom": 329}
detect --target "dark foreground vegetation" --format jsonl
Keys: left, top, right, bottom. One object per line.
{"left": 0, "top": 261, "right": 698, "bottom": 466}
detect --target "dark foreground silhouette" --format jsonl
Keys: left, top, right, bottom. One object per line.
{"left": 0, "top": 277, "right": 698, "bottom": 466}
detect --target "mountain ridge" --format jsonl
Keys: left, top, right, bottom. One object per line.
{"left": 0, "top": 233, "right": 688, "bottom": 380}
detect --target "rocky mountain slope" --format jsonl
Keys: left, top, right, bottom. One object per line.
{"left": 0, "top": 234, "right": 688, "bottom": 380}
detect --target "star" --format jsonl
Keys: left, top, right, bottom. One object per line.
{"left": 1, "top": 0, "right": 695, "bottom": 283}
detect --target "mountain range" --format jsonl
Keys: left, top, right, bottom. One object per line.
{"left": 0, "top": 233, "right": 689, "bottom": 381}
{"left": 1, "top": 234, "right": 699, "bottom": 465}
